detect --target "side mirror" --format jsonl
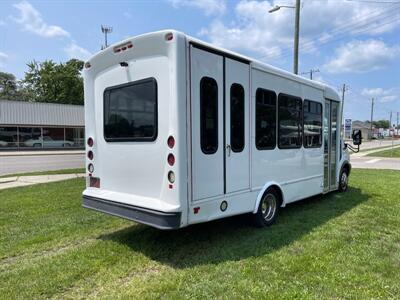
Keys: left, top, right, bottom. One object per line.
{"left": 352, "top": 129, "right": 362, "bottom": 146}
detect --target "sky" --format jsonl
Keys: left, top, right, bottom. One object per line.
{"left": 0, "top": 0, "right": 399, "bottom": 122}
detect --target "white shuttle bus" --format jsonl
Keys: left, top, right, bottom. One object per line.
{"left": 82, "top": 30, "right": 359, "bottom": 230}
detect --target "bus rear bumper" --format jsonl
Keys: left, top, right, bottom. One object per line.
{"left": 82, "top": 195, "right": 182, "bottom": 230}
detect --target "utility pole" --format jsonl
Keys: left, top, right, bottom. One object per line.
{"left": 370, "top": 98, "right": 374, "bottom": 139}
{"left": 390, "top": 111, "right": 392, "bottom": 136}
{"left": 293, "top": 0, "right": 301, "bottom": 74}
{"left": 340, "top": 83, "right": 348, "bottom": 137}
{"left": 301, "top": 68, "right": 319, "bottom": 80}
{"left": 101, "top": 25, "right": 113, "bottom": 49}
{"left": 397, "top": 112, "right": 399, "bottom": 136}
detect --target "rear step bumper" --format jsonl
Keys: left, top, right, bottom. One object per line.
{"left": 82, "top": 195, "right": 181, "bottom": 230}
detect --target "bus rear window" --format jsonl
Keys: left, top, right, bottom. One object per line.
{"left": 104, "top": 78, "right": 157, "bottom": 142}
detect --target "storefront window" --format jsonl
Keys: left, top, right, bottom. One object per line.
{"left": 19, "top": 127, "right": 42, "bottom": 148}
{"left": 65, "top": 127, "right": 84, "bottom": 147}
{"left": 0, "top": 126, "right": 84, "bottom": 150}
{"left": 42, "top": 127, "right": 65, "bottom": 148}
{"left": 0, "top": 127, "right": 18, "bottom": 149}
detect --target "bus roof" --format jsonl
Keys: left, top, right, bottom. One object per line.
{"left": 87, "top": 29, "right": 341, "bottom": 102}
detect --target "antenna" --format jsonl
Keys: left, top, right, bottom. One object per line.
{"left": 101, "top": 25, "right": 113, "bottom": 49}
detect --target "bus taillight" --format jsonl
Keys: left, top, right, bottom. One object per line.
{"left": 87, "top": 150, "right": 93, "bottom": 160}
{"left": 167, "top": 153, "right": 175, "bottom": 166}
{"left": 167, "top": 136, "right": 175, "bottom": 148}
{"left": 87, "top": 137, "right": 94, "bottom": 147}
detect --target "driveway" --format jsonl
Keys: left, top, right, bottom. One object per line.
{"left": 0, "top": 153, "right": 85, "bottom": 176}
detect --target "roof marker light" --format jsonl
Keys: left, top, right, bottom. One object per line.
{"left": 113, "top": 42, "right": 133, "bottom": 53}
{"left": 165, "top": 32, "right": 173, "bottom": 41}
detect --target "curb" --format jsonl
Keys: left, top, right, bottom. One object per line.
{"left": 0, "top": 151, "right": 85, "bottom": 157}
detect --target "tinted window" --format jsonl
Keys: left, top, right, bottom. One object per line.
{"left": 256, "top": 88, "right": 276, "bottom": 150}
{"left": 0, "top": 127, "right": 18, "bottom": 148}
{"left": 303, "top": 100, "right": 322, "bottom": 148}
{"left": 200, "top": 77, "right": 218, "bottom": 154}
{"left": 230, "top": 83, "right": 245, "bottom": 152}
{"left": 278, "top": 94, "right": 302, "bottom": 149}
{"left": 104, "top": 78, "right": 157, "bottom": 141}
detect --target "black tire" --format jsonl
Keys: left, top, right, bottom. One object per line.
{"left": 33, "top": 143, "right": 41, "bottom": 148}
{"left": 252, "top": 188, "right": 280, "bottom": 227}
{"left": 338, "top": 168, "right": 349, "bottom": 192}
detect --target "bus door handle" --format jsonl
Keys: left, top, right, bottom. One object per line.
{"left": 226, "top": 144, "right": 231, "bottom": 157}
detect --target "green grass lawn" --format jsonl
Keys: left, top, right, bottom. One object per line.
{"left": 0, "top": 169, "right": 399, "bottom": 299}
{"left": 0, "top": 168, "right": 85, "bottom": 179}
{"left": 367, "top": 147, "right": 400, "bottom": 158}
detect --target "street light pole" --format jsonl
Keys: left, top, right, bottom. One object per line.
{"left": 269, "top": 0, "right": 301, "bottom": 74}
{"left": 293, "top": 0, "right": 300, "bottom": 74}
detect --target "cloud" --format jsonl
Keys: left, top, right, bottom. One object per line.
{"left": 323, "top": 40, "right": 400, "bottom": 74}
{"left": 0, "top": 20, "right": 6, "bottom": 26}
{"left": 12, "top": 1, "right": 70, "bottom": 38}
{"left": 65, "top": 43, "right": 91, "bottom": 61}
{"left": 11, "top": 1, "right": 91, "bottom": 62}
{"left": 167, "top": 0, "right": 226, "bottom": 16}
{"left": 361, "top": 87, "right": 398, "bottom": 103}
{"left": 197, "top": 0, "right": 400, "bottom": 62}
{"left": 0, "top": 51, "right": 8, "bottom": 67}
{"left": 123, "top": 12, "right": 132, "bottom": 19}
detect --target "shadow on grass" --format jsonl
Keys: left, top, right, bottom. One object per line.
{"left": 100, "top": 186, "right": 368, "bottom": 269}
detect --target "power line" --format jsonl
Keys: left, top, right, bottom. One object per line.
{"left": 260, "top": 3, "right": 400, "bottom": 59}
{"left": 301, "top": 68, "right": 319, "bottom": 80}
{"left": 346, "top": 0, "right": 400, "bottom": 3}
{"left": 277, "top": 11, "right": 400, "bottom": 59}
{"left": 262, "top": 4, "right": 398, "bottom": 58}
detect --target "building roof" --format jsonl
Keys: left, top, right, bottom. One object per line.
{"left": 0, "top": 99, "right": 84, "bottom": 127}
{"left": 352, "top": 120, "right": 371, "bottom": 130}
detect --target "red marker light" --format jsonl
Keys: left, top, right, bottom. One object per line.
{"left": 193, "top": 207, "right": 200, "bottom": 214}
{"left": 87, "top": 151, "right": 93, "bottom": 160}
{"left": 167, "top": 154, "right": 175, "bottom": 166}
{"left": 167, "top": 136, "right": 175, "bottom": 148}
{"left": 165, "top": 32, "right": 173, "bottom": 41}
{"left": 87, "top": 137, "right": 94, "bottom": 147}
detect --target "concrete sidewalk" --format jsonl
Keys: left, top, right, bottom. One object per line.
{"left": 0, "top": 150, "right": 85, "bottom": 157}
{"left": 352, "top": 144, "right": 400, "bottom": 158}
{"left": 0, "top": 173, "right": 85, "bottom": 190}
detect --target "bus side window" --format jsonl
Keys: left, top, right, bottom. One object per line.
{"left": 230, "top": 83, "right": 245, "bottom": 152}
{"left": 278, "top": 94, "right": 302, "bottom": 149}
{"left": 200, "top": 77, "right": 218, "bottom": 155}
{"left": 255, "top": 88, "right": 277, "bottom": 150}
{"left": 303, "top": 100, "right": 322, "bottom": 148}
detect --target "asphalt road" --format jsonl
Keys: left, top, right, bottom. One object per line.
{"left": 0, "top": 154, "right": 85, "bottom": 176}
{"left": 350, "top": 156, "right": 400, "bottom": 170}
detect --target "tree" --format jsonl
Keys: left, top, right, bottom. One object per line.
{"left": 23, "top": 59, "right": 84, "bottom": 105}
{"left": 372, "top": 120, "right": 390, "bottom": 129}
{"left": 0, "top": 72, "right": 18, "bottom": 100}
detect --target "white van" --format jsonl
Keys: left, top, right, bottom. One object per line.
{"left": 82, "top": 30, "right": 355, "bottom": 230}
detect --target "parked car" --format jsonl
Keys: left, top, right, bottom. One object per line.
{"left": 23, "top": 136, "right": 74, "bottom": 148}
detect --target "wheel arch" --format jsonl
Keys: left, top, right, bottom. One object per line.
{"left": 253, "top": 181, "right": 285, "bottom": 214}
{"left": 340, "top": 160, "right": 351, "bottom": 176}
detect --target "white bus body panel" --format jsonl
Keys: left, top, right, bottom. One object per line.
{"left": 81, "top": 30, "right": 345, "bottom": 230}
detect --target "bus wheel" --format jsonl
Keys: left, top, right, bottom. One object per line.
{"left": 338, "top": 169, "right": 348, "bottom": 192}
{"left": 253, "top": 188, "right": 279, "bottom": 227}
